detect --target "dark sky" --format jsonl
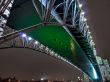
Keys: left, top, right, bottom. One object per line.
{"left": 0, "top": 48, "right": 82, "bottom": 81}
{"left": 83, "top": 0, "right": 110, "bottom": 63}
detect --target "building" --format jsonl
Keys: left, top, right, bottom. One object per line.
{"left": 96, "top": 56, "right": 110, "bottom": 81}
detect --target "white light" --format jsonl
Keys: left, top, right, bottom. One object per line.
{"left": 61, "top": 57, "right": 63, "bottom": 60}
{"left": 78, "top": 77, "right": 80, "bottom": 79}
{"left": 8, "top": 3, "right": 12, "bottom": 8}
{"left": 0, "top": 27, "right": 3, "bottom": 37}
{"left": 41, "top": 78, "right": 44, "bottom": 81}
{"left": 79, "top": 4, "right": 82, "bottom": 8}
{"left": 51, "top": 51, "right": 54, "bottom": 54}
{"left": 11, "top": 0, "right": 14, "bottom": 3}
{"left": 28, "top": 37, "right": 32, "bottom": 40}
{"left": 54, "top": 53, "right": 58, "bottom": 57}
{"left": 58, "top": 55, "right": 60, "bottom": 58}
{"left": 93, "top": 67, "right": 98, "bottom": 79}
{"left": 87, "top": 25, "right": 89, "bottom": 28}
{"left": 0, "top": 27, "right": 3, "bottom": 32}
{"left": 35, "top": 41, "right": 39, "bottom": 44}
{"left": 22, "top": 33, "right": 26, "bottom": 37}
{"left": 88, "top": 31, "right": 91, "bottom": 34}
{"left": 2, "top": 20, "right": 7, "bottom": 23}
{"left": 4, "top": 9, "right": 10, "bottom": 17}
{"left": 91, "top": 39, "right": 93, "bottom": 42}
{"left": 84, "top": 18, "right": 87, "bottom": 21}
{"left": 90, "top": 36, "right": 92, "bottom": 39}
{"left": 67, "top": 61, "right": 69, "bottom": 63}
{"left": 81, "top": 11, "right": 85, "bottom": 15}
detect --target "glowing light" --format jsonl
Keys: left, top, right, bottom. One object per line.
{"left": 41, "top": 78, "right": 44, "bottom": 81}
{"left": 8, "top": 79, "right": 11, "bottom": 82}
{"left": 4, "top": 9, "right": 10, "bottom": 17}
{"left": 87, "top": 25, "right": 89, "bottom": 28}
{"left": 35, "top": 41, "right": 39, "bottom": 44}
{"left": 61, "top": 57, "right": 63, "bottom": 60}
{"left": 78, "top": 77, "right": 80, "bottom": 80}
{"left": 2, "top": 20, "right": 7, "bottom": 23}
{"left": 32, "top": 78, "right": 35, "bottom": 81}
{"left": 81, "top": 11, "right": 85, "bottom": 15}
{"left": 8, "top": 3, "right": 12, "bottom": 8}
{"left": 0, "top": 27, "right": 3, "bottom": 37}
{"left": 51, "top": 51, "right": 54, "bottom": 54}
{"left": 90, "top": 36, "right": 92, "bottom": 39}
{"left": 79, "top": 4, "right": 82, "bottom": 8}
{"left": 54, "top": 53, "right": 58, "bottom": 57}
{"left": 28, "top": 37, "right": 32, "bottom": 40}
{"left": 22, "top": 33, "right": 26, "bottom": 37}
{"left": 66, "top": 61, "right": 69, "bottom": 63}
{"left": 88, "top": 31, "right": 91, "bottom": 34}
{"left": 84, "top": 18, "right": 87, "bottom": 21}
{"left": 58, "top": 55, "right": 60, "bottom": 58}
{"left": 81, "top": 79, "right": 83, "bottom": 81}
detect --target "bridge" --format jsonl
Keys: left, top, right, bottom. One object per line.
{"left": 0, "top": 0, "right": 103, "bottom": 82}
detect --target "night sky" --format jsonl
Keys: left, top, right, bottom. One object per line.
{"left": 0, "top": 48, "right": 82, "bottom": 81}
{"left": 84, "top": 0, "right": 110, "bottom": 63}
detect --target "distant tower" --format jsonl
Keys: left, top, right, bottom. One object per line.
{"left": 96, "top": 56, "right": 110, "bottom": 81}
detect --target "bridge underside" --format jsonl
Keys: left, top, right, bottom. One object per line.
{"left": 6, "top": 0, "right": 103, "bottom": 82}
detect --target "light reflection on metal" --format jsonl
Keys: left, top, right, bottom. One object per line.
{"left": 92, "top": 65, "right": 98, "bottom": 79}
{"left": 3, "top": 9, "right": 10, "bottom": 17}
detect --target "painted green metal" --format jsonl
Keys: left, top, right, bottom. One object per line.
{"left": 7, "top": 0, "right": 102, "bottom": 82}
